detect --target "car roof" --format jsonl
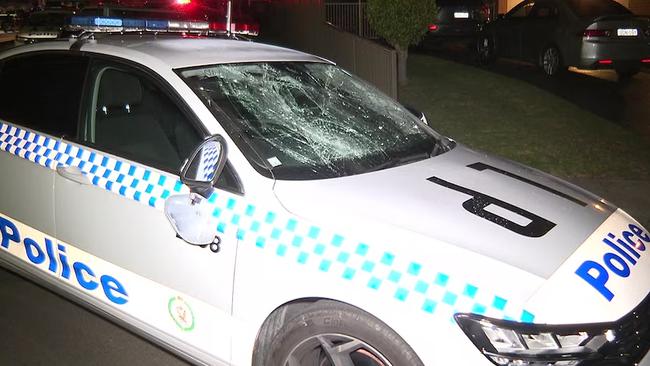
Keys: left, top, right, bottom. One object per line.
{"left": 0, "top": 35, "right": 330, "bottom": 69}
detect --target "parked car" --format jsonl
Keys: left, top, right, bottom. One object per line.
{"left": 0, "top": 14, "right": 649, "bottom": 366}
{"left": 421, "top": 0, "right": 492, "bottom": 47}
{"left": 478, "top": 0, "right": 650, "bottom": 78}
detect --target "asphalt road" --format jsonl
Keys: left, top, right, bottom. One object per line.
{"left": 0, "top": 268, "right": 189, "bottom": 366}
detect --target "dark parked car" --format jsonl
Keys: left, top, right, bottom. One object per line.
{"left": 420, "top": 0, "right": 493, "bottom": 47}
{"left": 478, "top": 0, "right": 650, "bottom": 79}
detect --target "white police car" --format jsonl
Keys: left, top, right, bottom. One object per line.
{"left": 0, "top": 16, "right": 648, "bottom": 366}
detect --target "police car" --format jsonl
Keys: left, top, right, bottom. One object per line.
{"left": 0, "top": 15, "right": 648, "bottom": 366}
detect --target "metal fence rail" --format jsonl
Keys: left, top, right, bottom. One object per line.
{"left": 325, "top": 2, "right": 378, "bottom": 39}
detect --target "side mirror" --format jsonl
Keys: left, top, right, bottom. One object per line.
{"left": 180, "top": 135, "right": 227, "bottom": 199}
{"left": 164, "top": 135, "right": 228, "bottom": 248}
{"left": 405, "top": 105, "right": 429, "bottom": 126}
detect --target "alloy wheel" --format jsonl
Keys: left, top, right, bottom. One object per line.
{"left": 542, "top": 47, "right": 560, "bottom": 76}
{"left": 283, "top": 333, "right": 393, "bottom": 366}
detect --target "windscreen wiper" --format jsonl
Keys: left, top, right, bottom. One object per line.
{"left": 366, "top": 152, "right": 431, "bottom": 173}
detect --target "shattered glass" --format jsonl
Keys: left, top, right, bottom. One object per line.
{"left": 181, "top": 62, "right": 446, "bottom": 180}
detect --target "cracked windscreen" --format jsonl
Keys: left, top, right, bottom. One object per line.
{"left": 180, "top": 62, "right": 448, "bottom": 180}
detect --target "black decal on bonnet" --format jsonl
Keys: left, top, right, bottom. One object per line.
{"left": 467, "top": 162, "right": 587, "bottom": 207}
{"left": 427, "top": 176, "right": 556, "bottom": 238}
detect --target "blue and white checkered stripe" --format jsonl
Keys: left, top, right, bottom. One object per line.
{"left": 197, "top": 143, "right": 221, "bottom": 182}
{"left": 0, "top": 120, "right": 535, "bottom": 323}
{"left": 0, "top": 122, "right": 186, "bottom": 209}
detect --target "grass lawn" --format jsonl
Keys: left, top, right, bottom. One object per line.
{"left": 399, "top": 54, "right": 650, "bottom": 180}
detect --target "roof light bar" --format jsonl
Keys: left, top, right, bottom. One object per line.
{"left": 68, "top": 16, "right": 211, "bottom": 34}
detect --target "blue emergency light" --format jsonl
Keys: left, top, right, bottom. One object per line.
{"left": 68, "top": 15, "right": 210, "bottom": 33}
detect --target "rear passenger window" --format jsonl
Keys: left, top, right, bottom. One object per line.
{"left": 82, "top": 62, "right": 202, "bottom": 173}
{"left": 0, "top": 53, "right": 88, "bottom": 137}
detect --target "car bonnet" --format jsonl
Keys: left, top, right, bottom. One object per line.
{"left": 273, "top": 144, "right": 650, "bottom": 322}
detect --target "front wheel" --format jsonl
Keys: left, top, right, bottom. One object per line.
{"left": 540, "top": 46, "right": 564, "bottom": 76}
{"left": 253, "top": 300, "right": 424, "bottom": 366}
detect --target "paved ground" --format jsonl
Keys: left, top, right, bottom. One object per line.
{"left": 0, "top": 268, "right": 188, "bottom": 366}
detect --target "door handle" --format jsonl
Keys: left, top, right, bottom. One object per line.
{"left": 56, "top": 165, "right": 90, "bottom": 185}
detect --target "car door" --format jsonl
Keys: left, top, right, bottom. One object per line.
{"left": 521, "top": 0, "right": 561, "bottom": 63}
{"left": 0, "top": 52, "right": 86, "bottom": 271}
{"left": 53, "top": 57, "right": 238, "bottom": 364}
{"left": 496, "top": 0, "right": 535, "bottom": 58}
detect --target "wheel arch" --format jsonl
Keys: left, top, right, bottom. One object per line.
{"left": 250, "top": 296, "right": 426, "bottom": 366}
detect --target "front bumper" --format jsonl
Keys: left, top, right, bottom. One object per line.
{"left": 594, "top": 292, "right": 650, "bottom": 366}
{"left": 456, "top": 292, "right": 649, "bottom": 365}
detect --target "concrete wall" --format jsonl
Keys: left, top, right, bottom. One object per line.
{"left": 261, "top": 1, "right": 398, "bottom": 99}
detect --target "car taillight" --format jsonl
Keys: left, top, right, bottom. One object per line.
{"left": 428, "top": 24, "right": 438, "bottom": 31}
{"left": 209, "top": 21, "right": 259, "bottom": 36}
{"left": 210, "top": 21, "right": 227, "bottom": 32}
{"left": 232, "top": 22, "right": 260, "bottom": 36}
{"left": 583, "top": 29, "right": 611, "bottom": 37}
{"left": 598, "top": 59, "right": 614, "bottom": 65}
{"left": 176, "top": 0, "right": 191, "bottom": 4}
{"left": 642, "top": 58, "right": 650, "bottom": 63}
{"left": 481, "top": 4, "right": 490, "bottom": 21}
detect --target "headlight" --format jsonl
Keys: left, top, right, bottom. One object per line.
{"left": 454, "top": 313, "right": 613, "bottom": 365}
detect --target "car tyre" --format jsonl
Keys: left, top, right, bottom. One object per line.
{"left": 476, "top": 34, "right": 496, "bottom": 65}
{"left": 252, "top": 300, "right": 424, "bottom": 366}
{"left": 540, "top": 45, "right": 564, "bottom": 77}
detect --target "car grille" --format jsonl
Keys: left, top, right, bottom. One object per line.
{"left": 585, "top": 292, "right": 650, "bottom": 365}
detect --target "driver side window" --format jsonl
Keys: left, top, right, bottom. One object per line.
{"left": 82, "top": 62, "right": 201, "bottom": 172}
{"left": 81, "top": 59, "right": 242, "bottom": 194}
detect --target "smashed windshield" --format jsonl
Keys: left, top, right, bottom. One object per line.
{"left": 180, "top": 62, "right": 448, "bottom": 180}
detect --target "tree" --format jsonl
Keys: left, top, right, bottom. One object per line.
{"left": 367, "top": 0, "right": 437, "bottom": 86}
